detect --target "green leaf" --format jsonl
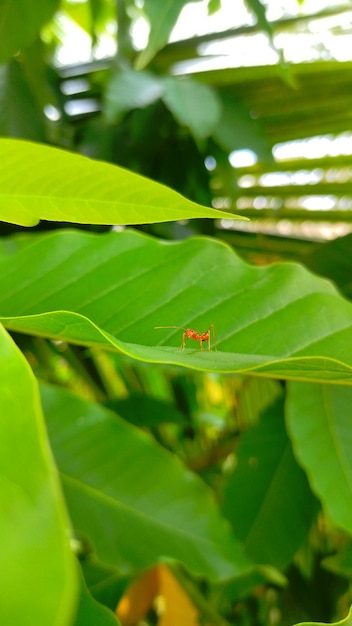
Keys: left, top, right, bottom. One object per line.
{"left": 222, "top": 395, "right": 318, "bottom": 568}
{"left": 0, "top": 0, "right": 60, "bottom": 62}
{"left": 304, "top": 233, "right": 352, "bottom": 300}
{"left": 41, "top": 382, "right": 250, "bottom": 580}
{"left": 286, "top": 382, "right": 352, "bottom": 534}
{"left": 0, "top": 325, "right": 77, "bottom": 626}
{"left": 0, "top": 60, "right": 45, "bottom": 140}
{"left": 293, "top": 605, "right": 352, "bottom": 626}
{"left": 74, "top": 566, "right": 120, "bottom": 626}
{"left": 2, "top": 230, "right": 352, "bottom": 382}
{"left": 135, "top": 0, "right": 202, "bottom": 70}
{"left": 0, "top": 138, "right": 236, "bottom": 226}
{"left": 106, "top": 396, "right": 187, "bottom": 428}
{"left": 104, "top": 70, "right": 164, "bottom": 122}
{"left": 213, "top": 92, "right": 273, "bottom": 162}
{"left": 244, "top": 0, "right": 273, "bottom": 39}
{"left": 162, "top": 77, "right": 222, "bottom": 139}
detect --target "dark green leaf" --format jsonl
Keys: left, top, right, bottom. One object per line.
{"left": 222, "top": 395, "right": 318, "bottom": 567}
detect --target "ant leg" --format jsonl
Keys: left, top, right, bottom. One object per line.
{"left": 210, "top": 324, "right": 217, "bottom": 351}
{"left": 181, "top": 332, "right": 186, "bottom": 351}
{"left": 200, "top": 339, "right": 203, "bottom": 351}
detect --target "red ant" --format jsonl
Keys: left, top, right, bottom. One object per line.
{"left": 155, "top": 324, "right": 216, "bottom": 352}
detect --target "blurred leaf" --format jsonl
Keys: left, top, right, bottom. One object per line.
{"left": 222, "top": 395, "right": 318, "bottom": 568}
{"left": 41, "top": 382, "right": 251, "bottom": 580}
{"left": 75, "top": 566, "right": 120, "bottom": 626}
{"left": 0, "top": 0, "right": 60, "bottom": 62}
{"left": 117, "top": 564, "right": 200, "bottom": 626}
{"left": 0, "top": 138, "right": 236, "bottom": 226}
{"left": 104, "top": 69, "right": 164, "bottom": 121}
{"left": 106, "top": 396, "right": 187, "bottom": 428}
{"left": 286, "top": 383, "right": 352, "bottom": 535}
{"left": 2, "top": 230, "right": 352, "bottom": 382}
{"left": 0, "top": 59, "right": 46, "bottom": 139}
{"left": 135, "top": 0, "right": 202, "bottom": 70}
{"left": 207, "top": 0, "right": 221, "bottom": 16}
{"left": 244, "top": 0, "right": 273, "bottom": 39}
{"left": 162, "top": 77, "right": 222, "bottom": 139}
{"left": 0, "top": 325, "right": 77, "bottom": 626}
{"left": 213, "top": 92, "right": 273, "bottom": 162}
{"left": 322, "top": 540, "right": 352, "bottom": 579}
{"left": 304, "top": 234, "right": 352, "bottom": 300}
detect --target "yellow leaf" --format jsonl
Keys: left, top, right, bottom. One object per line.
{"left": 116, "top": 564, "right": 200, "bottom": 626}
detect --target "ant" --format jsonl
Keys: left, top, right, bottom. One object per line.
{"left": 155, "top": 324, "right": 216, "bottom": 352}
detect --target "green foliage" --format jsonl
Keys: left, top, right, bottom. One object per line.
{"left": 0, "top": 326, "right": 77, "bottom": 625}
{"left": 2, "top": 1, "right": 352, "bottom": 625}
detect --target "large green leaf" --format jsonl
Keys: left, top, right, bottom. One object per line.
{"left": 221, "top": 395, "right": 318, "bottom": 568}
{"left": 1, "top": 230, "right": 352, "bottom": 382}
{"left": 40, "top": 382, "right": 250, "bottom": 580}
{"left": 286, "top": 382, "right": 352, "bottom": 535}
{"left": 0, "top": 325, "right": 77, "bottom": 626}
{"left": 0, "top": 0, "right": 60, "bottom": 62}
{"left": 0, "top": 139, "right": 234, "bottom": 226}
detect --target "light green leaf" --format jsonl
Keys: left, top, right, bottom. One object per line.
{"left": 1, "top": 230, "right": 352, "bottom": 382}
{"left": 41, "top": 383, "right": 250, "bottom": 580}
{"left": 0, "top": 325, "right": 77, "bottom": 626}
{"left": 222, "top": 395, "right": 317, "bottom": 568}
{"left": 0, "top": 0, "right": 60, "bottom": 62}
{"left": 135, "top": 0, "right": 202, "bottom": 70}
{"left": 162, "top": 77, "right": 222, "bottom": 139}
{"left": 0, "top": 139, "right": 236, "bottom": 226}
{"left": 104, "top": 69, "right": 164, "bottom": 122}
{"left": 286, "top": 382, "right": 352, "bottom": 534}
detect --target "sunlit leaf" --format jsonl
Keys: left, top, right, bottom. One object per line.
{"left": 0, "top": 139, "right": 236, "bottom": 226}
{"left": 0, "top": 325, "right": 77, "bottom": 625}
{"left": 1, "top": 230, "right": 352, "bottom": 382}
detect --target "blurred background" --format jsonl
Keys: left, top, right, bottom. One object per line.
{"left": 3, "top": 0, "right": 352, "bottom": 272}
